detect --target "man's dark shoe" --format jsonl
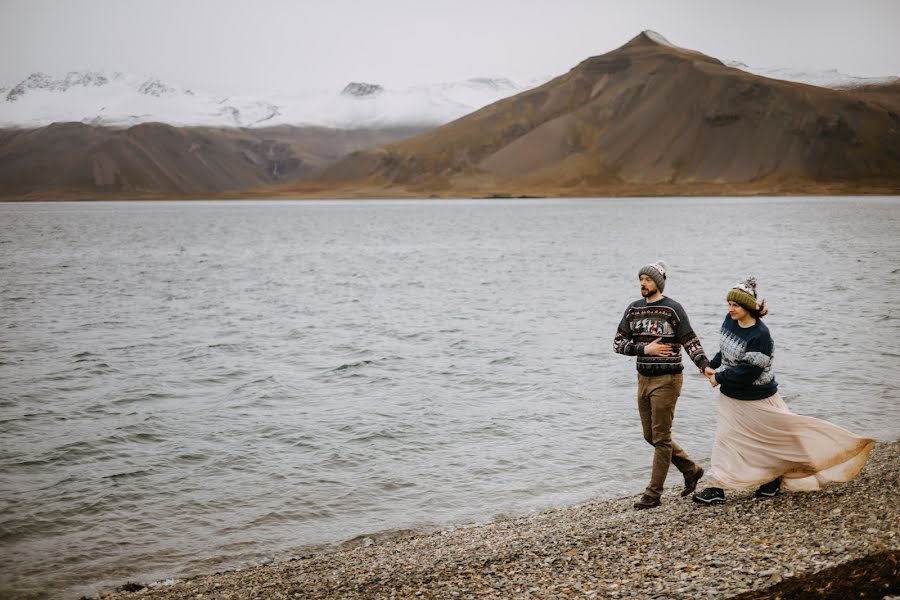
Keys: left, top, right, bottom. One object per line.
{"left": 755, "top": 478, "right": 781, "bottom": 498}
{"left": 692, "top": 487, "right": 726, "bottom": 505}
{"left": 681, "top": 467, "right": 704, "bottom": 497}
{"left": 633, "top": 494, "right": 661, "bottom": 510}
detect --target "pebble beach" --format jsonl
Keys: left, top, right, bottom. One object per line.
{"left": 92, "top": 440, "right": 899, "bottom": 599}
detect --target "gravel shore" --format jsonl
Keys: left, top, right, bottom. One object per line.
{"left": 94, "top": 440, "right": 899, "bottom": 600}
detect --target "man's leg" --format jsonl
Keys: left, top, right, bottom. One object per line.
{"left": 637, "top": 374, "right": 654, "bottom": 448}
{"left": 646, "top": 374, "right": 697, "bottom": 498}
{"left": 660, "top": 374, "right": 698, "bottom": 476}
{"left": 634, "top": 374, "right": 662, "bottom": 508}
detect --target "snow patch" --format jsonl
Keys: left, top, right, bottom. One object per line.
{"left": 643, "top": 30, "right": 676, "bottom": 48}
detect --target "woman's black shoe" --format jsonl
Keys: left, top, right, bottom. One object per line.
{"left": 692, "top": 487, "right": 726, "bottom": 505}
{"left": 755, "top": 478, "right": 781, "bottom": 498}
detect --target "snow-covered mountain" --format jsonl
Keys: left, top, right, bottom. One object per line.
{"left": 2, "top": 61, "right": 896, "bottom": 130}
{"left": 724, "top": 61, "right": 899, "bottom": 89}
{"left": 0, "top": 70, "right": 541, "bottom": 129}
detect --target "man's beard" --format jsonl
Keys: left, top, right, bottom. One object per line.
{"left": 641, "top": 288, "right": 652, "bottom": 297}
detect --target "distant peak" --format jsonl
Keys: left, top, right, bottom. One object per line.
{"left": 5, "top": 70, "right": 118, "bottom": 102}
{"left": 138, "top": 78, "right": 177, "bottom": 97}
{"left": 617, "top": 30, "right": 699, "bottom": 54}
{"left": 611, "top": 30, "right": 714, "bottom": 63}
{"left": 5, "top": 72, "right": 52, "bottom": 102}
{"left": 641, "top": 30, "right": 676, "bottom": 47}
{"left": 341, "top": 82, "right": 383, "bottom": 97}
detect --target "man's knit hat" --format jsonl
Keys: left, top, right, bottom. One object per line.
{"left": 727, "top": 276, "right": 760, "bottom": 311}
{"left": 638, "top": 261, "right": 668, "bottom": 292}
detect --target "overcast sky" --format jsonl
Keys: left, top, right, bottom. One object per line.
{"left": 2, "top": 0, "right": 899, "bottom": 95}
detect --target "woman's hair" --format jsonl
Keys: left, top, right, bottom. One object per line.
{"left": 748, "top": 299, "right": 768, "bottom": 319}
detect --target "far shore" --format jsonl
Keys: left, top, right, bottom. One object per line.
{"left": 2, "top": 179, "right": 900, "bottom": 203}
{"left": 93, "top": 440, "right": 899, "bottom": 600}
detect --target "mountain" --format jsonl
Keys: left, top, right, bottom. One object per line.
{"left": 0, "top": 123, "right": 425, "bottom": 199}
{"left": 725, "top": 62, "right": 899, "bottom": 90}
{"left": 3, "top": 33, "right": 899, "bottom": 200}
{"left": 0, "top": 71, "right": 536, "bottom": 199}
{"left": 4, "top": 63, "right": 894, "bottom": 132}
{"left": 0, "top": 71, "right": 536, "bottom": 129}
{"left": 306, "top": 31, "right": 900, "bottom": 197}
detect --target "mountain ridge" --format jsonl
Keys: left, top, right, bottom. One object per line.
{"left": 0, "top": 71, "right": 537, "bottom": 129}
{"left": 304, "top": 31, "right": 900, "bottom": 197}
{"left": 0, "top": 122, "right": 427, "bottom": 199}
{"left": 3, "top": 31, "right": 899, "bottom": 200}
{"left": 3, "top": 35, "right": 897, "bottom": 132}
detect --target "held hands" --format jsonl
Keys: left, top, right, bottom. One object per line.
{"left": 644, "top": 337, "right": 673, "bottom": 357}
{"left": 704, "top": 367, "right": 719, "bottom": 388}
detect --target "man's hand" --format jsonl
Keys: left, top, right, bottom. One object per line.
{"left": 704, "top": 367, "right": 716, "bottom": 377}
{"left": 706, "top": 369, "right": 719, "bottom": 387}
{"left": 644, "top": 337, "right": 673, "bottom": 357}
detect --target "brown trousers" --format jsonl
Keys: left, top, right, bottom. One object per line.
{"left": 637, "top": 373, "right": 699, "bottom": 499}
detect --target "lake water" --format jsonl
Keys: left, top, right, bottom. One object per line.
{"left": 1, "top": 197, "right": 898, "bottom": 599}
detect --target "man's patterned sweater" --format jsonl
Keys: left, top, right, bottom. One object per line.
{"left": 614, "top": 297, "right": 710, "bottom": 376}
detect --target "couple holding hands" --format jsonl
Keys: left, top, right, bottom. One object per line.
{"left": 613, "top": 261, "right": 874, "bottom": 510}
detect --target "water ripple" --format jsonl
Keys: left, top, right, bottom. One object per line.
{"left": 1, "top": 197, "right": 898, "bottom": 600}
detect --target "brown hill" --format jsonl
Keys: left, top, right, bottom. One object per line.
{"left": 0, "top": 122, "right": 426, "bottom": 200}
{"left": 309, "top": 31, "right": 900, "bottom": 197}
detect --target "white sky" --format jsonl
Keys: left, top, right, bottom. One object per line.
{"left": 2, "top": 0, "right": 899, "bottom": 95}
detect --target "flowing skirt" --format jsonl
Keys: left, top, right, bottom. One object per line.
{"left": 704, "top": 392, "right": 875, "bottom": 491}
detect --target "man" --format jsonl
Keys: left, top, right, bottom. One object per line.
{"left": 613, "top": 261, "right": 709, "bottom": 509}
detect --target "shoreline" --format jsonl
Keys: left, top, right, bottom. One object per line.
{"left": 4, "top": 188, "right": 900, "bottom": 202}
{"left": 93, "top": 440, "right": 899, "bottom": 599}
{"left": 3, "top": 190, "right": 899, "bottom": 204}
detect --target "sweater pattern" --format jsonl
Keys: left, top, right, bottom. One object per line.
{"left": 710, "top": 316, "right": 778, "bottom": 400}
{"left": 718, "top": 327, "right": 776, "bottom": 387}
{"left": 614, "top": 297, "right": 709, "bottom": 376}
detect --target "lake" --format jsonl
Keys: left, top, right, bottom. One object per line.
{"left": 1, "top": 197, "right": 898, "bottom": 598}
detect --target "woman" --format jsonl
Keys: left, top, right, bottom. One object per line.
{"left": 692, "top": 277, "right": 875, "bottom": 505}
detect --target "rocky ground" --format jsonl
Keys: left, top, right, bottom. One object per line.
{"left": 92, "top": 441, "right": 899, "bottom": 600}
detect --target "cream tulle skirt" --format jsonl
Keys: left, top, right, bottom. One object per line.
{"left": 704, "top": 392, "right": 875, "bottom": 491}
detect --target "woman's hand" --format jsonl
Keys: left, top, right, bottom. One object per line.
{"left": 704, "top": 367, "right": 716, "bottom": 377}
{"left": 706, "top": 370, "right": 719, "bottom": 388}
